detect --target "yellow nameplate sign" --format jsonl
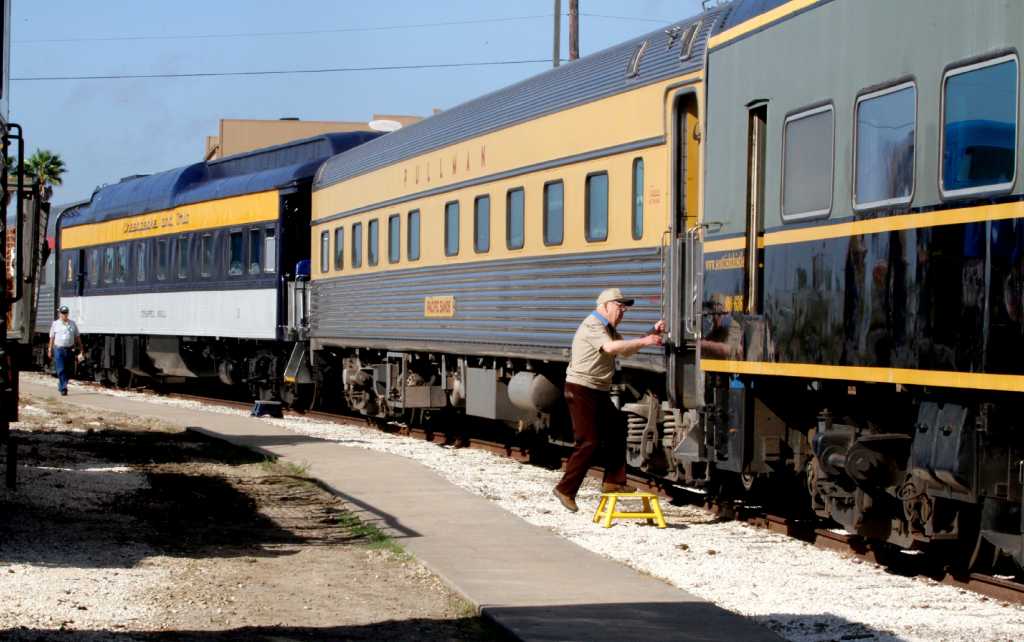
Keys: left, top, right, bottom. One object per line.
{"left": 424, "top": 295, "right": 456, "bottom": 318}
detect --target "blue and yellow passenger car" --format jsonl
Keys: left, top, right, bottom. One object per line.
{"left": 55, "top": 132, "right": 377, "bottom": 398}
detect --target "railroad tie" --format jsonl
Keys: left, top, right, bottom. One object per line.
{"left": 593, "top": 491, "right": 666, "bottom": 529}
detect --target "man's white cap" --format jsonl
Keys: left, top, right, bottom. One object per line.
{"left": 596, "top": 288, "right": 634, "bottom": 307}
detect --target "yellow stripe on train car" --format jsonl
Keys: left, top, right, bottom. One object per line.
{"left": 707, "top": 0, "right": 821, "bottom": 50}
{"left": 312, "top": 76, "right": 697, "bottom": 224}
{"left": 701, "top": 359, "right": 1024, "bottom": 393}
{"left": 61, "top": 190, "right": 280, "bottom": 249}
{"left": 310, "top": 76, "right": 704, "bottom": 280}
{"left": 703, "top": 201, "right": 1024, "bottom": 254}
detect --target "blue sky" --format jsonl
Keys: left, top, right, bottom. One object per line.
{"left": 11, "top": 1, "right": 704, "bottom": 205}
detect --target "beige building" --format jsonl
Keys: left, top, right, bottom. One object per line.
{"left": 205, "top": 114, "right": 423, "bottom": 160}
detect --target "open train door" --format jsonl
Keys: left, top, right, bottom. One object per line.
{"left": 7, "top": 184, "right": 49, "bottom": 343}
{"left": 670, "top": 90, "right": 702, "bottom": 411}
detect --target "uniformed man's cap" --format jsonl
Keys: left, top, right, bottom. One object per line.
{"left": 58, "top": 305, "right": 69, "bottom": 313}
{"left": 596, "top": 288, "right": 634, "bottom": 307}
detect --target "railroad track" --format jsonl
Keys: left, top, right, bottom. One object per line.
{"left": 57, "top": 379, "right": 1024, "bottom": 605}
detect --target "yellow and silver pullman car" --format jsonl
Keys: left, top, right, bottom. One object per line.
{"left": 308, "top": 6, "right": 710, "bottom": 446}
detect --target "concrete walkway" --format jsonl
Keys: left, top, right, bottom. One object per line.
{"left": 20, "top": 378, "right": 782, "bottom": 642}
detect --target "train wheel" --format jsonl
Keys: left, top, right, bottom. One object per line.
{"left": 107, "top": 368, "right": 132, "bottom": 389}
{"left": 967, "top": 531, "right": 999, "bottom": 573}
{"left": 279, "top": 382, "right": 314, "bottom": 412}
{"left": 524, "top": 429, "right": 560, "bottom": 469}
{"left": 92, "top": 367, "right": 110, "bottom": 386}
{"left": 740, "top": 473, "right": 757, "bottom": 492}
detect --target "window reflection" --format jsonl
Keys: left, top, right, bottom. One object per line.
{"left": 507, "top": 188, "right": 524, "bottom": 250}
{"left": 783, "top": 106, "right": 834, "bottom": 220}
{"left": 942, "top": 56, "right": 1018, "bottom": 195}
{"left": 586, "top": 172, "right": 609, "bottom": 242}
{"left": 856, "top": 84, "right": 915, "bottom": 208}
{"left": 544, "top": 181, "right": 564, "bottom": 245}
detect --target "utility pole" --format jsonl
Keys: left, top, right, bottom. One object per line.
{"left": 553, "top": 0, "right": 561, "bottom": 67}
{"left": 568, "top": 0, "right": 579, "bottom": 61}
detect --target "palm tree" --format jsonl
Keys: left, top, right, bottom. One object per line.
{"left": 25, "top": 149, "right": 67, "bottom": 201}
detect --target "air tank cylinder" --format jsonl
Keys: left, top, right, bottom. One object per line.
{"left": 508, "top": 372, "right": 560, "bottom": 413}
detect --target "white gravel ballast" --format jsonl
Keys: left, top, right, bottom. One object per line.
{"left": 28, "top": 374, "right": 1024, "bottom": 642}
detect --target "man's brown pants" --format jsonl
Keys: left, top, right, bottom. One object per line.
{"left": 554, "top": 382, "right": 628, "bottom": 499}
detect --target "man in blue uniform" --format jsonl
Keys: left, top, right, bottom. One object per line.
{"left": 48, "top": 305, "right": 84, "bottom": 396}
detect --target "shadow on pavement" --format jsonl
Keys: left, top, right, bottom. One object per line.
{"left": 0, "top": 616, "right": 508, "bottom": 642}
{"left": 484, "top": 602, "right": 898, "bottom": 642}
{"left": 0, "top": 605, "right": 900, "bottom": 642}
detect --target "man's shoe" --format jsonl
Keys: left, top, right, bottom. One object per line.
{"left": 60, "top": 389, "right": 67, "bottom": 396}
{"left": 601, "top": 482, "right": 637, "bottom": 493}
{"left": 552, "top": 488, "right": 578, "bottom": 513}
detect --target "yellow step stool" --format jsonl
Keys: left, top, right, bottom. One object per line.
{"left": 593, "top": 491, "right": 667, "bottom": 529}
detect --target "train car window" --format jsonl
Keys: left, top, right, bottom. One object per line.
{"left": 854, "top": 83, "right": 916, "bottom": 210}
{"left": 228, "top": 231, "right": 244, "bottom": 276}
{"left": 352, "top": 222, "right": 363, "bottom": 268}
{"left": 248, "top": 228, "right": 262, "bottom": 274}
{"left": 544, "top": 180, "right": 564, "bottom": 245}
{"left": 200, "top": 234, "right": 214, "bottom": 277}
{"left": 585, "top": 172, "right": 609, "bottom": 242}
{"left": 782, "top": 104, "right": 834, "bottom": 221}
{"left": 264, "top": 228, "right": 276, "bottom": 273}
{"left": 334, "top": 227, "right": 344, "bottom": 270}
{"left": 474, "top": 195, "right": 490, "bottom": 253}
{"left": 156, "top": 239, "right": 169, "bottom": 280}
{"left": 64, "top": 256, "right": 73, "bottom": 284}
{"left": 407, "top": 210, "right": 421, "bottom": 261}
{"left": 941, "top": 54, "right": 1018, "bottom": 198}
{"left": 368, "top": 219, "right": 380, "bottom": 266}
{"left": 176, "top": 235, "right": 190, "bottom": 279}
{"left": 135, "top": 242, "right": 147, "bottom": 282}
{"left": 506, "top": 188, "right": 525, "bottom": 250}
{"left": 116, "top": 244, "right": 129, "bottom": 283}
{"left": 103, "top": 247, "right": 115, "bottom": 284}
{"left": 388, "top": 214, "right": 400, "bottom": 263}
{"left": 445, "top": 201, "right": 460, "bottom": 256}
{"left": 88, "top": 249, "right": 100, "bottom": 286}
{"left": 320, "top": 231, "right": 330, "bottom": 273}
{"left": 632, "top": 159, "right": 644, "bottom": 239}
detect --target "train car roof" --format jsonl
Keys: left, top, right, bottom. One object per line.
{"left": 62, "top": 131, "right": 380, "bottom": 229}
{"left": 313, "top": 0, "right": 789, "bottom": 191}
{"left": 313, "top": 5, "right": 726, "bottom": 191}
{"left": 48, "top": 200, "right": 89, "bottom": 234}
{"left": 715, "top": 0, "right": 794, "bottom": 33}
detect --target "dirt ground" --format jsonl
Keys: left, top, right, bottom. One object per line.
{"left": 0, "top": 393, "right": 507, "bottom": 641}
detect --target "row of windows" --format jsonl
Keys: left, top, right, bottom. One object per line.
{"left": 320, "top": 157, "right": 646, "bottom": 272}
{"left": 64, "top": 226, "right": 277, "bottom": 287}
{"left": 782, "top": 53, "right": 1019, "bottom": 221}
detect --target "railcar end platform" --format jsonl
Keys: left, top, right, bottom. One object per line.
{"left": 19, "top": 378, "right": 781, "bottom": 642}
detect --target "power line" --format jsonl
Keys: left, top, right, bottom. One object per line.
{"left": 580, "top": 12, "right": 678, "bottom": 24}
{"left": 14, "top": 12, "right": 678, "bottom": 45}
{"left": 11, "top": 59, "right": 560, "bottom": 82}
{"left": 14, "top": 15, "right": 552, "bottom": 44}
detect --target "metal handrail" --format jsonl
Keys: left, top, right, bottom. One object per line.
{"left": 7, "top": 123, "right": 24, "bottom": 303}
{"left": 683, "top": 221, "right": 721, "bottom": 338}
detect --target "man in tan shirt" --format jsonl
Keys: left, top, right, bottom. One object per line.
{"left": 553, "top": 288, "right": 665, "bottom": 512}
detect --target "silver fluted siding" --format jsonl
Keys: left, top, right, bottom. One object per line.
{"left": 310, "top": 248, "right": 666, "bottom": 371}
{"left": 34, "top": 255, "right": 56, "bottom": 334}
